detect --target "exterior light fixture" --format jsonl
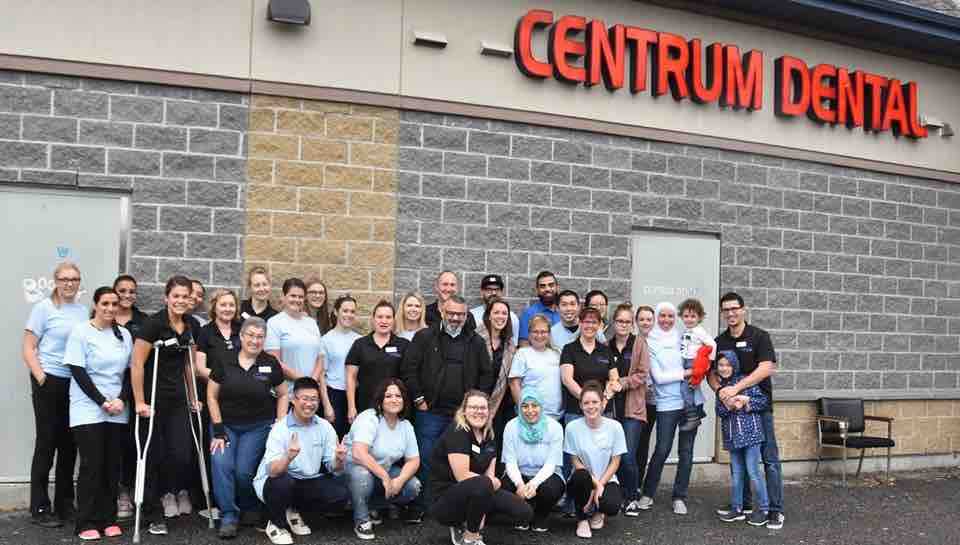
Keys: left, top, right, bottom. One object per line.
{"left": 267, "top": 0, "right": 311, "bottom": 25}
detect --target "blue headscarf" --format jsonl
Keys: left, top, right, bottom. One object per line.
{"left": 517, "top": 386, "right": 546, "bottom": 444}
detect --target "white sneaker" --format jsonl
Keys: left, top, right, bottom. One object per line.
{"left": 117, "top": 489, "right": 133, "bottom": 519}
{"left": 265, "top": 520, "right": 293, "bottom": 545}
{"left": 576, "top": 520, "right": 592, "bottom": 539}
{"left": 636, "top": 496, "right": 654, "bottom": 510}
{"left": 285, "top": 508, "right": 311, "bottom": 536}
{"left": 589, "top": 512, "right": 605, "bottom": 530}
{"left": 161, "top": 493, "right": 179, "bottom": 518}
{"left": 449, "top": 526, "right": 464, "bottom": 545}
{"left": 672, "top": 499, "right": 688, "bottom": 515}
{"left": 199, "top": 507, "right": 221, "bottom": 520}
{"left": 176, "top": 490, "right": 192, "bottom": 515}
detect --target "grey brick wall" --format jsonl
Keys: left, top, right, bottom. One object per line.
{"left": 0, "top": 71, "right": 247, "bottom": 309}
{"left": 395, "top": 110, "right": 960, "bottom": 399}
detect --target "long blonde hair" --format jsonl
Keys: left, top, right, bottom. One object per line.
{"left": 528, "top": 313, "right": 559, "bottom": 352}
{"left": 50, "top": 261, "right": 81, "bottom": 308}
{"left": 453, "top": 390, "right": 494, "bottom": 440}
{"left": 394, "top": 291, "right": 427, "bottom": 335}
{"left": 207, "top": 288, "right": 239, "bottom": 322}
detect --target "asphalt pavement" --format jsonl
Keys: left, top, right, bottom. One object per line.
{"left": 1, "top": 468, "right": 957, "bottom": 545}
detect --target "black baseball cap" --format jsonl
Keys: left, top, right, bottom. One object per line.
{"left": 480, "top": 274, "right": 505, "bottom": 289}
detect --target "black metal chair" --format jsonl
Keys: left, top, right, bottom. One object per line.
{"left": 815, "top": 398, "right": 895, "bottom": 486}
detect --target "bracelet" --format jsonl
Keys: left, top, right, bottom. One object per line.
{"left": 212, "top": 422, "right": 227, "bottom": 439}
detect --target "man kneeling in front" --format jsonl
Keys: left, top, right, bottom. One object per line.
{"left": 254, "top": 377, "right": 348, "bottom": 544}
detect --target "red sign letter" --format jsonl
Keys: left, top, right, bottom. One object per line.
{"left": 655, "top": 32, "right": 689, "bottom": 100}
{"left": 586, "top": 20, "right": 625, "bottom": 90}
{"left": 625, "top": 26, "right": 657, "bottom": 93}
{"left": 881, "top": 79, "right": 910, "bottom": 136}
{"left": 863, "top": 72, "right": 888, "bottom": 131}
{"left": 687, "top": 39, "right": 723, "bottom": 104}
{"left": 514, "top": 9, "right": 553, "bottom": 79}
{"left": 549, "top": 15, "right": 587, "bottom": 83}
{"left": 774, "top": 56, "right": 809, "bottom": 117}
{"left": 808, "top": 64, "right": 838, "bottom": 124}
{"left": 905, "top": 81, "right": 928, "bottom": 139}
{"left": 836, "top": 69, "right": 864, "bottom": 128}
{"left": 723, "top": 46, "right": 763, "bottom": 110}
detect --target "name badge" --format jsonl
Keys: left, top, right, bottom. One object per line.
{"left": 736, "top": 341, "right": 748, "bottom": 348}
{"left": 241, "top": 312, "right": 251, "bottom": 320}
{"left": 258, "top": 366, "right": 272, "bottom": 373}
{"left": 471, "top": 444, "right": 481, "bottom": 454}
{"left": 385, "top": 346, "right": 398, "bottom": 353}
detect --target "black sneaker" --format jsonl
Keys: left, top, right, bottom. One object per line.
{"left": 402, "top": 506, "right": 424, "bottom": 524}
{"left": 716, "top": 503, "right": 753, "bottom": 516}
{"left": 767, "top": 511, "right": 784, "bottom": 530}
{"left": 32, "top": 509, "right": 63, "bottom": 528}
{"left": 748, "top": 511, "right": 769, "bottom": 527}
{"left": 718, "top": 510, "right": 745, "bottom": 523}
{"left": 354, "top": 520, "right": 375, "bottom": 540}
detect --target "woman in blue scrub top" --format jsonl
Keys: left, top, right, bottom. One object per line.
{"left": 65, "top": 287, "right": 133, "bottom": 540}
{"left": 319, "top": 294, "right": 361, "bottom": 438}
{"left": 22, "top": 261, "right": 87, "bottom": 527}
{"left": 265, "top": 278, "right": 323, "bottom": 393}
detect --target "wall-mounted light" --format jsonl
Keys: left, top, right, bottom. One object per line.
{"left": 268, "top": 0, "right": 311, "bottom": 25}
{"left": 480, "top": 41, "right": 512, "bottom": 58}
{"left": 922, "top": 116, "right": 954, "bottom": 138}
{"left": 413, "top": 31, "right": 448, "bottom": 48}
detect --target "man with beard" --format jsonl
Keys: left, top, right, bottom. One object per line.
{"left": 400, "top": 295, "right": 493, "bottom": 520}
{"left": 424, "top": 271, "right": 477, "bottom": 331}
{"left": 518, "top": 271, "right": 561, "bottom": 346}
{"left": 470, "top": 274, "right": 520, "bottom": 346}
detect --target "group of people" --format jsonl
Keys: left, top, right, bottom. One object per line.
{"left": 23, "top": 264, "right": 786, "bottom": 544}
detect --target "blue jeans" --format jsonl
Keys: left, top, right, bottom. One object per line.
{"left": 641, "top": 408, "right": 699, "bottom": 500}
{"left": 741, "top": 411, "right": 784, "bottom": 513}
{"left": 729, "top": 444, "right": 768, "bottom": 512}
{"left": 210, "top": 420, "right": 272, "bottom": 525}
{"left": 413, "top": 410, "right": 452, "bottom": 509}
{"left": 618, "top": 418, "right": 646, "bottom": 502}
{"left": 348, "top": 464, "right": 421, "bottom": 522}
{"left": 681, "top": 358, "right": 696, "bottom": 414}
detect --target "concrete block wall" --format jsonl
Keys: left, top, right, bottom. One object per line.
{"left": 0, "top": 70, "right": 248, "bottom": 309}
{"left": 243, "top": 96, "right": 399, "bottom": 323}
{"left": 394, "top": 110, "right": 960, "bottom": 399}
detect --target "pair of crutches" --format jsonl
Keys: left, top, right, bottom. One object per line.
{"left": 133, "top": 339, "right": 214, "bottom": 543}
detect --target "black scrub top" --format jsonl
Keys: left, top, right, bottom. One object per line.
{"left": 135, "top": 308, "right": 195, "bottom": 403}
{"left": 118, "top": 306, "right": 150, "bottom": 339}
{"left": 345, "top": 333, "right": 410, "bottom": 413}
{"left": 560, "top": 339, "right": 615, "bottom": 415}
{"left": 240, "top": 299, "right": 278, "bottom": 323}
{"left": 430, "top": 423, "right": 497, "bottom": 500}
{"left": 196, "top": 320, "right": 242, "bottom": 376}
{"left": 609, "top": 334, "right": 635, "bottom": 420}
{"left": 210, "top": 351, "right": 284, "bottom": 425}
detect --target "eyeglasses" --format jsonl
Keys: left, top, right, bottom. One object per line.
{"left": 445, "top": 311, "right": 467, "bottom": 318}
{"left": 56, "top": 277, "right": 81, "bottom": 283}
{"left": 614, "top": 319, "right": 633, "bottom": 325}
{"left": 242, "top": 333, "right": 266, "bottom": 341}
{"left": 721, "top": 306, "right": 743, "bottom": 314}
{"left": 296, "top": 396, "right": 320, "bottom": 403}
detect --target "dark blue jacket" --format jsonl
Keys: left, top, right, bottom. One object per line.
{"left": 715, "top": 350, "right": 769, "bottom": 451}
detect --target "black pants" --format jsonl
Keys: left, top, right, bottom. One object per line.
{"left": 136, "top": 399, "right": 194, "bottom": 501}
{"left": 430, "top": 476, "right": 533, "bottom": 533}
{"left": 73, "top": 423, "right": 125, "bottom": 532}
{"left": 636, "top": 405, "right": 657, "bottom": 491}
{"left": 501, "top": 473, "right": 565, "bottom": 526}
{"left": 262, "top": 474, "right": 348, "bottom": 529}
{"left": 327, "top": 387, "right": 348, "bottom": 439}
{"left": 567, "top": 469, "right": 622, "bottom": 521}
{"left": 30, "top": 375, "right": 76, "bottom": 515}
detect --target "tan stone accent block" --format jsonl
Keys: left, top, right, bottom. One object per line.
{"left": 349, "top": 242, "right": 394, "bottom": 267}
{"left": 276, "top": 161, "right": 324, "bottom": 187}
{"left": 246, "top": 211, "right": 272, "bottom": 235}
{"left": 247, "top": 184, "right": 298, "bottom": 211}
{"left": 303, "top": 99, "right": 351, "bottom": 113}
{"left": 326, "top": 115, "right": 374, "bottom": 141}
{"left": 786, "top": 402, "right": 816, "bottom": 419}
{"left": 247, "top": 159, "right": 274, "bottom": 183}
{"left": 325, "top": 218, "right": 373, "bottom": 240}
{"left": 302, "top": 139, "right": 348, "bottom": 163}
{"left": 352, "top": 104, "right": 399, "bottom": 120}
{"left": 299, "top": 189, "right": 348, "bottom": 214}
{"left": 373, "top": 170, "right": 397, "bottom": 193}
{"left": 373, "top": 220, "right": 396, "bottom": 241}
{"left": 249, "top": 133, "right": 299, "bottom": 160}
{"left": 249, "top": 109, "right": 276, "bottom": 132}
{"left": 272, "top": 212, "right": 323, "bottom": 237}
{"left": 245, "top": 236, "right": 295, "bottom": 262}
{"left": 270, "top": 263, "right": 316, "bottom": 283}
{"left": 926, "top": 400, "right": 953, "bottom": 417}
{"left": 349, "top": 192, "right": 395, "bottom": 217}
{"left": 297, "top": 240, "right": 347, "bottom": 265}
{"left": 873, "top": 401, "right": 899, "bottom": 419}
{"left": 371, "top": 268, "right": 394, "bottom": 291}
{"left": 374, "top": 119, "right": 399, "bottom": 144}
{"left": 351, "top": 142, "right": 396, "bottom": 169}
{"left": 900, "top": 400, "right": 926, "bottom": 418}
{"left": 322, "top": 266, "right": 370, "bottom": 291}
{"left": 325, "top": 165, "right": 373, "bottom": 190}
{"left": 252, "top": 95, "right": 301, "bottom": 109}
{"left": 277, "top": 110, "right": 326, "bottom": 136}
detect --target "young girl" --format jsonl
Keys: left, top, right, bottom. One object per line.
{"left": 678, "top": 298, "right": 715, "bottom": 431}
{"left": 715, "top": 350, "right": 769, "bottom": 527}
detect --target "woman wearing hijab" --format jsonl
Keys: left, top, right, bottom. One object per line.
{"left": 635, "top": 302, "right": 704, "bottom": 516}
{"left": 500, "top": 386, "right": 565, "bottom": 533}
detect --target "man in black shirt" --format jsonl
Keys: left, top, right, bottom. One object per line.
{"left": 709, "top": 292, "right": 784, "bottom": 530}
{"left": 424, "top": 271, "right": 477, "bottom": 331}
{"left": 401, "top": 295, "right": 493, "bottom": 516}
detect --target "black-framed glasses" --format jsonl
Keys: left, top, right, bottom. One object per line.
{"left": 720, "top": 306, "right": 743, "bottom": 314}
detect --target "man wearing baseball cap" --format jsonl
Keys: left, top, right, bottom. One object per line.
{"left": 470, "top": 274, "right": 519, "bottom": 346}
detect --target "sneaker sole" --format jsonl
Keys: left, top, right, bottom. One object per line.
{"left": 747, "top": 520, "right": 769, "bottom": 527}
{"left": 148, "top": 528, "right": 168, "bottom": 535}
{"left": 354, "top": 530, "right": 376, "bottom": 540}
{"left": 767, "top": 523, "right": 783, "bottom": 530}
{"left": 623, "top": 511, "right": 640, "bottom": 517}
{"left": 719, "top": 516, "right": 746, "bottom": 523}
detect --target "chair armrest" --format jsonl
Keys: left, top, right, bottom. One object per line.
{"left": 864, "top": 415, "right": 894, "bottom": 422}
{"left": 816, "top": 415, "right": 848, "bottom": 433}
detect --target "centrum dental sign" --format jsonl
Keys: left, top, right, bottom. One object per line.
{"left": 514, "top": 9, "right": 929, "bottom": 139}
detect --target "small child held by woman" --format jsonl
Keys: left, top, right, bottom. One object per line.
{"left": 678, "top": 298, "right": 715, "bottom": 431}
